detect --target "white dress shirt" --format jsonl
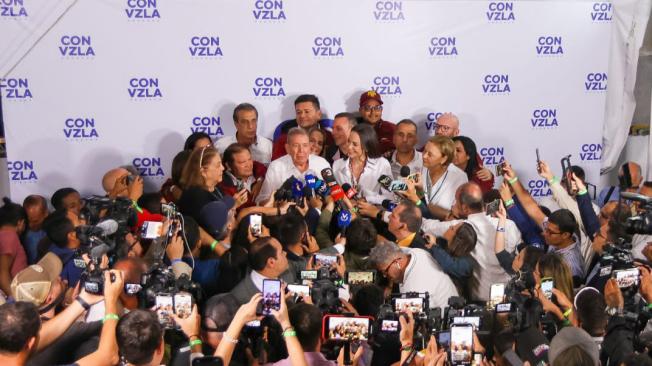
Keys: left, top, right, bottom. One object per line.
{"left": 421, "top": 212, "right": 522, "bottom": 302}
{"left": 215, "top": 134, "right": 273, "bottom": 165}
{"left": 421, "top": 164, "right": 468, "bottom": 211}
{"left": 332, "top": 157, "right": 394, "bottom": 205}
{"left": 400, "top": 247, "right": 459, "bottom": 309}
{"left": 389, "top": 150, "right": 423, "bottom": 180}
{"left": 256, "top": 154, "right": 331, "bottom": 204}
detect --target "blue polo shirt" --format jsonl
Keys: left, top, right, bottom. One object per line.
{"left": 49, "top": 244, "right": 84, "bottom": 287}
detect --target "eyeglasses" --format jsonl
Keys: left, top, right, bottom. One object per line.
{"left": 362, "top": 105, "right": 383, "bottom": 112}
{"left": 542, "top": 221, "right": 562, "bottom": 235}
{"left": 381, "top": 258, "right": 400, "bottom": 276}
{"left": 433, "top": 123, "right": 452, "bottom": 132}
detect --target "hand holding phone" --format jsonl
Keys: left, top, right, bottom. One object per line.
{"left": 261, "top": 279, "right": 281, "bottom": 315}
{"left": 541, "top": 277, "right": 554, "bottom": 300}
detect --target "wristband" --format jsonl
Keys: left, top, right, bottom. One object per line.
{"left": 171, "top": 258, "right": 182, "bottom": 265}
{"left": 577, "top": 188, "right": 588, "bottom": 196}
{"left": 547, "top": 176, "right": 559, "bottom": 185}
{"left": 76, "top": 297, "right": 91, "bottom": 311}
{"left": 400, "top": 343, "right": 413, "bottom": 352}
{"left": 647, "top": 303, "right": 652, "bottom": 310}
{"left": 351, "top": 206, "right": 359, "bottom": 213}
{"left": 102, "top": 313, "right": 120, "bottom": 323}
{"left": 210, "top": 240, "right": 219, "bottom": 252}
{"left": 415, "top": 200, "right": 423, "bottom": 207}
{"left": 563, "top": 319, "right": 572, "bottom": 327}
{"left": 503, "top": 198, "right": 514, "bottom": 207}
{"left": 496, "top": 227, "right": 505, "bottom": 233}
{"left": 189, "top": 339, "right": 203, "bottom": 347}
{"left": 282, "top": 330, "right": 297, "bottom": 338}
{"left": 223, "top": 334, "right": 239, "bottom": 344}
{"left": 132, "top": 200, "right": 144, "bottom": 214}
{"left": 563, "top": 308, "right": 573, "bottom": 318}
{"left": 507, "top": 176, "right": 518, "bottom": 185}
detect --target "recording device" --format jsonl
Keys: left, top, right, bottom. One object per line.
{"left": 154, "top": 291, "right": 193, "bottom": 328}
{"left": 346, "top": 270, "right": 376, "bottom": 285}
{"left": 192, "top": 356, "right": 224, "bottom": 366}
{"left": 620, "top": 192, "right": 652, "bottom": 235}
{"left": 400, "top": 166, "right": 420, "bottom": 183}
{"left": 452, "top": 316, "right": 481, "bottom": 329}
{"left": 141, "top": 221, "right": 163, "bottom": 239}
{"left": 287, "top": 284, "right": 310, "bottom": 298}
{"left": 390, "top": 180, "right": 408, "bottom": 191}
{"left": 450, "top": 324, "right": 473, "bottom": 365}
{"left": 437, "top": 330, "right": 451, "bottom": 349}
{"left": 314, "top": 254, "right": 338, "bottom": 267}
{"left": 535, "top": 148, "right": 542, "bottom": 173}
{"left": 261, "top": 279, "right": 281, "bottom": 315}
{"left": 486, "top": 199, "right": 501, "bottom": 216}
{"left": 495, "top": 162, "right": 506, "bottom": 176}
{"left": 382, "top": 199, "right": 398, "bottom": 212}
{"left": 495, "top": 303, "right": 512, "bottom": 313}
{"left": 393, "top": 297, "right": 426, "bottom": 314}
{"left": 381, "top": 319, "right": 399, "bottom": 333}
{"left": 300, "top": 270, "right": 319, "bottom": 280}
{"left": 377, "top": 175, "right": 393, "bottom": 191}
{"left": 541, "top": 277, "right": 554, "bottom": 300}
{"left": 489, "top": 283, "right": 505, "bottom": 308}
{"left": 322, "top": 315, "right": 372, "bottom": 341}
{"left": 337, "top": 209, "right": 352, "bottom": 234}
{"left": 560, "top": 155, "right": 574, "bottom": 193}
{"left": 250, "top": 214, "right": 262, "bottom": 237}
{"left": 139, "top": 263, "right": 201, "bottom": 312}
{"left": 161, "top": 202, "right": 180, "bottom": 218}
{"left": 613, "top": 268, "right": 640, "bottom": 289}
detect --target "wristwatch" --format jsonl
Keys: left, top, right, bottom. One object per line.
{"left": 605, "top": 306, "right": 623, "bottom": 316}
{"left": 496, "top": 226, "right": 506, "bottom": 232}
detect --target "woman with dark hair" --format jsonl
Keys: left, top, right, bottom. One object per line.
{"left": 160, "top": 149, "right": 191, "bottom": 203}
{"left": 308, "top": 127, "right": 328, "bottom": 158}
{"left": 219, "top": 143, "right": 267, "bottom": 210}
{"left": 452, "top": 136, "right": 494, "bottom": 193}
{"left": 183, "top": 132, "right": 213, "bottom": 151}
{"left": 332, "top": 123, "right": 393, "bottom": 204}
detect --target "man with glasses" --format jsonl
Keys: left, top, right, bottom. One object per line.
{"left": 369, "top": 240, "right": 458, "bottom": 309}
{"left": 358, "top": 90, "right": 395, "bottom": 154}
{"left": 215, "top": 103, "right": 272, "bottom": 165}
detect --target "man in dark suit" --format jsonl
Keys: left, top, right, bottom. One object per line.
{"left": 229, "top": 236, "right": 293, "bottom": 305}
{"left": 388, "top": 201, "right": 426, "bottom": 250}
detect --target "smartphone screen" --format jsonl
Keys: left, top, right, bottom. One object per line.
{"left": 174, "top": 293, "right": 192, "bottom": 319}
{"left": 326, "top": 316, "right": 370, "bottom": 341}
{"left": 347, "top": 271, "right": 375, "bottom": 285}
{"left": 496, "top": 303, "right": 512, "bottom": 313}
{"left": 438, "top": 331, "right": 451, "bottom": 350}
{"left": 192, "top": 356, "right": 224, "bottom": 366}
{"left": 489, "top": 283, "right": 505, "bottom": 306}
{"left": 381, "top": 319, "right": 399, "bottom": 332}
{"left": 453, "top": 316, "right": 481, "bottom": 329}
{"left": 614, "top": 268, "right": 640, "bottom": 288}
{"left": 486, "top": 199, "right": 501, "bottom": 216}
{"left": 250, "top": 214, "right": 262, "bottom": 237}
{"left": 246, "top": 319, "right": 261, "bottom": 328}
{"left": 141, "top": 221, "right": 163, "bottom": 239}
{"left": 155, "top": 294, "right": 174, "bottom": 327}
{"left": 450, "top": 324, "right": 473, "bottom": 365}
{"left": 314, "top": 254, "right": 337, "bottom": 267}
{"left": 300, "top": 270, "right": 318, "bottom": 280}
{"left": 394, "top": 297, "right": 425, "bottom": 314}
{"left": 541, "top": 277, "right": 554, "bottom": 299}
{"left": 287, "top": 284, "right": 310, "bottom": 298}
{"left": 262, "top": 279, "right": 281, "bottom": 315}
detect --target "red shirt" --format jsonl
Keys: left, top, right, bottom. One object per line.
{"left": 0, "top": 230, "right": 27, "bottom": 277}
{"left": 218, "top": 161, "right": 268, "bottom": 210}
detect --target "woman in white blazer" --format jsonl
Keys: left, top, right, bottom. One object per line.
{"left": 333, "top": 123, "right": 393, "bottom": 205}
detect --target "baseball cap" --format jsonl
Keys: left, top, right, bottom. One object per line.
{"left": 549, "top": 327, "right": 599, "bottom": 365}
{"left": 11, "top": 253, "right": 62, "bottom": 306}
{"left": 359, "top": 90, "right": 383, "bottom": 107}
{"left": 199, "top": 198, "right": 235, "bottom": 238}
{"left": 515, "top": 326, "right": 549, "bottom": 366}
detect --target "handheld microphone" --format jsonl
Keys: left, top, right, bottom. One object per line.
{"left": 337, "top": 208, "right": 352, "bottom": 234}
{"left": 96, "top": 219, "right": 119, "bottom": 236}
{"left": 321, "top": 168, "right": 345, "bottom": 201}
{"left": 314, "top": 179, "right": 330, "bottom": 197}
{"left": 302, "top": 185, "right": 314, "bottom": 199}
{"left": 400, "top": 166, "right": 410, "bottom": 178}
{"left": 291, "top": 179, "right": 304, "bottom": 200}
{"left": 382, "top": 199, "right": 398, "bottom": 212}
{"left": 341, "top": 183, "right": 359, "bottom": 200}
{"left": 378, "top": 175, "right": 393, "bottom": 192}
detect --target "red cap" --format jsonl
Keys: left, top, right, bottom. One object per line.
{"left": 359, "top": 90, "right": 383, "bottom": 107}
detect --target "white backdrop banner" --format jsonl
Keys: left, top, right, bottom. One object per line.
{"left": 1, "top": 0, "right": 611, "bottom": 202}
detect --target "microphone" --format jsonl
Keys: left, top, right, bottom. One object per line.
{"left": 305, "top": 173, "right": 317, "bottom": 189}
{"left": 88, "top": 237, "right": 113, "bottom": 259}
{"left": 337, "top": 208, "right": 352, "bottom": 234}
{"left": 321, "top": 168, "right": 345, "bottom": 201}
{"left": 400, "top": 166, "right": 410, "bottom": 178}
{"left": 302, "top": 185, "right": 314, "bottom": 199}
{"left": 341, "top": 183, "right": 359, "bottom": 200}
{"left": 314, "top": 179, "right": 330, "bottom": 197}
{"left": 378, "top": 175, "right": 393, "bottom": 192}
{"left": 291, "top": 179, "right": 304, "bottom": 200}
{"left": 95, "top": 219, "right": 119, "bottom": 236}
{"left": 382, "top": 199, "right": 398, "bottom": 212}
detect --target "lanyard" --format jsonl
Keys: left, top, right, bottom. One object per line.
{"left": 426, "top": 169, "right": 448, "bottom": 204}
{"left": 349, "top": 158, "right": 367, "bottom": 190}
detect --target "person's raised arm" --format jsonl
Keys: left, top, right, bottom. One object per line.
{"left": 504, "top": 160, "right": 546, "bottom": 228}
{"left": 270, "top": 286, "right": 308, "bottom": 366}
{"left": 215, "top": 293, "right": 262, "bottom": 365}
{"left": 75, "top": 270, "right": 124, "bottom": 366}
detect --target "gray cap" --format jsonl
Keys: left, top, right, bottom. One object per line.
{"left": 549, "top": 327, "right": 599, "bottom": 365}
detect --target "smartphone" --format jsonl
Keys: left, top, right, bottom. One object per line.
{"left": 246, "top": 319, "right": 261, "bottom": 328}
{"left": 250, "top": 214, "right": 262, "bottom": 237}
{"left": 496, "top": 303, "right": 512, "bottom": 313}
{"left": 287, "top": 284, "right": 310, "bottom": 298}
{"left": 450, "top": 324, "right": 474, "bottom": 365}
{"left": 381, "top": 319, "right": 399, "bottom": 333}
{"left": 614, "top": 268, "right": 640, "bottom": 288}
{"left": 141, "top": 221, "right": 163, "bottom": 239}
{"left": 489, "top": 283, "right": 505, "bottom": 306}
{"left": 314, "top": 254, "right": 337, "bottom": 267}
{"left": 262, "top": 279, "right": 281, "bottom": 315}
{"left": 155, "top": 294, "right": 174, "bottom": 327}
{"left": 561, "top": 155, "right": 573, "bottom": 192}
{"left": 161, "top": 202, "right": 177, "bottom": 217}
{"left": 125, "top": 283, "right": 142, "bottom": 295}
{"left": 174, "top": 293, "right": 192, "bottom": 319}
{"left": 390, "top": 181, "right": 408, "bottom": 192}
{"left": 437, "top": 330, "right": 451, "bottom": 350}
{"left": 300, "top": 270, "right": 318, "bottom": 280}
{"left": 192, "top": 356, "right": 224, "bottom": 366}
{"left": 495, "top": 162, "right": 505, "bottom": 176}
{"left": 322, "top": 315, "right": 372, "bottom": 341}
{"left": 346, "top": 270, "right": 376, "bottom": 285}
{"left": 535, "top": 148, "right": 542, "bottom": 173}
{"left": 453, "top": 316, "right": 481, "bottom": 329}
{"left": 486, "top": 199, "right": 501, "bottom": 216}
{"left": 393, "top": 297, "right": 425, "bottom": 314}
{"left": 541, "top": 277, "right": 554, "bottom": 299}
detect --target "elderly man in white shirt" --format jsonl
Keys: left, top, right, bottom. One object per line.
{"left": 215, "top": 103, "right": 272, "bottom": 165}
{"left": 422, "top": 182, "right": 521, "bottom": 302}
{"left": 256, "top": 128, "right": 331, "bottom": 204}
{"left": 369, "top": 240, "right": 458, "bottom": 309}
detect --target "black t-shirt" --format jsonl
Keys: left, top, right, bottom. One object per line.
{"left": 177, "top": 186, "right": 224, "bottom": 222}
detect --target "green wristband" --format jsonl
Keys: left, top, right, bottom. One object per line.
{"left": 282, "top": 330, "right": 297, "bottom": 338}
{"left": 102, "top": 313, "right": 120, "bottom": 323}
{"left": 189, "top": 339, "right": 203, "bottom": 347}
{"left": 507, "top": 176, "right": 518, "bottom": 185}
{"left": 415, "top": 199, "right": 423, "bottom": 207}
{"left": 547, "top": 176, "right": 559, "bottom": 185}
{"left": 132, "top": 200, "right": 143, "bottom": 214}
{"left": 577, "top": 188, "right": 588, "bottom": 196}
{"left": 504, "top": 199, "right": 514, "bottom": 207}
{"left": 210, "top": 240, "right": 219, "bottom": 251}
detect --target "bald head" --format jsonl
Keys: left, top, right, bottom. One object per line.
{"left": 619, "top": 162, "right": 642, "bottom": 191}
{"left": 435, "top": 113, "right": 460, "bottom": 137}
{"left": 455, "top": 182, "right": 484, "bottom": 217}
{"left": 102, "top": 167, "right": 129, "bottom": 194}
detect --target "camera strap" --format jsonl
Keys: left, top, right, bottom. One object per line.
{"left": 401, "top": 348, "right": 418, "bottom": 366}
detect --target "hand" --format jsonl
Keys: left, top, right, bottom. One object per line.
{"left": 642, "top": 243, "right": 652, "bottom": 263}
{"left": 501, "top": 161, "right": 516, "bottom": 181}
{"left": 99, "top": 254, "right": 109, "bottom": 270}
{"left": 535, "top": 288, "right": 560, "bottom": 316}
{"left": 270, "top": 285, "right": 291, "bottom": 329}
{"left": 537, "top": 160, "right": 553, "bottom": 181}
{"left": 334, "top": 234, "right": 346, "bottom": 246}
{"left": 551, "top": 288, "right": 573, "bottom": 311}
{"left": 398, "top": 311, "right": 415, "bottom": 346}
{"left": 302, "top": 234, "right": 320, "bottom": 254}
{"left": 234, "top": 189, "right": 249, "bottom": 208}
{"left": 173, "top": 304, "right": 200, "bottom": 337}
{"left": 235, "top": 293, "right": 263, "bottom": 325}
{"left": 604, "top": 278, "right": 624, "bottom": 309}
{"left": 263, "top": 191, "right": 276, "bottom": 208}
{"left": 357, "top": 201, "right": 380, "bottom": 218}
{"left": 498, "top": 181, "right": 513, "bottom": 202}
{"left": 638, "top": 266, "right": 652, "bottom": 303}
{"left": 475, "top": 167, "right": 493, "bottom": 182}
{"left": 309, "top": 196, "right": 324, "bottom": 210}
{"left": 295, "top": 198, "right": 310, "bottom": 217}
{"left": 423, "top": 335, "right": 447, "bottom": 366}
{"left": 339, "top": 299, "right": 359, "bottom": 316}
{"left": 279, "top": 201, "right": 295, "bottom": 215}
{"left": 166, "top": 234, "right": 184, "bottom": 261}
{"left": 570, "top": 172, "right": 586, "bottom": 192}
{"left": 423, "top": 233, "right": 436, "bottom": 249}
{"left": 334, "top": 254, "right": 347, "bottom": 278}
{"left": 496, "top": 201, "right": 507, "bottom": 223}
{"left": 103, "top": 269, "right": 124, "bottom": 308}
{"left": 337, "top": 343, "right": 364, "bottom": 366}
{"left": 128, "top": 175, "right": 144, "bottom": 201}
{"left": 400, "top": 179, "right": 420, "bottom": 203}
